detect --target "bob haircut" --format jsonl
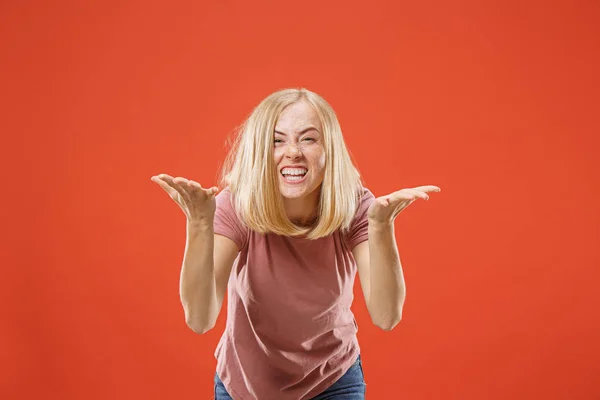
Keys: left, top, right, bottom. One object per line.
{"left": 219, "top": 88, "right": 364, "bottom": 240}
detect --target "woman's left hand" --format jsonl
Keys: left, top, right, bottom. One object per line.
{"left": 367, "top": 185, "right": 441, "bottom": 224}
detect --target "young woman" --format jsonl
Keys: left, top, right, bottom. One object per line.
{"left": 151, "top": 88, "right": 440, "bottom": 399}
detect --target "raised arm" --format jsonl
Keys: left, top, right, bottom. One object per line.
{"left": 151, "top": 174, "right": 238, "bottom": 334}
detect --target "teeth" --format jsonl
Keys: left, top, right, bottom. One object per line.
{"left": 282, "top": 168, "right": 307, "bottom": 176}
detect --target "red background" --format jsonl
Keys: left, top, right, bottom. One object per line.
{"left": 2, "top": 0, "right": 599, "bottom": 399}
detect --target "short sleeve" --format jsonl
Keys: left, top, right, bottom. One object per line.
{"left": 213, "top": 187, "right": 249, "bottom": 251}
{"left": 345, "top": 188, "right": 376, "bottom": 250}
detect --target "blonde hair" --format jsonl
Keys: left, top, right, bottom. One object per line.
{"left": 219, "top": 88, "right": 364, "bottom": 239}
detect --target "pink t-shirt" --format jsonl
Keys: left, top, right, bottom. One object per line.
{"left": 213, "top": 187, "right": 375, "bottom": 400}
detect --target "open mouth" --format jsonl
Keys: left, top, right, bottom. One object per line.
{"left": 281, "top": 167, "right": 308, "bottom": 183}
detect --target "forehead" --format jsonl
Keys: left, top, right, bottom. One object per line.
{"left": 275, "top": 100, "right": 322, "bottom": 132}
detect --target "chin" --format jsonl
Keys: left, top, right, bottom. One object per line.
{"left": 279, "top": 183, "right": 322, "bottom": 201}
{"left": 279, "top": 186, "right": 307, "bottom": 199}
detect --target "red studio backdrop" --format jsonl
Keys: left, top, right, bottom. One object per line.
{"left": 1, "top": 1, "right": 599, "bottom": 399}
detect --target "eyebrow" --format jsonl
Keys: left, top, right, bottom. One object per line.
{"left": 274, "top": 126, "right": 320, "bottom": 135}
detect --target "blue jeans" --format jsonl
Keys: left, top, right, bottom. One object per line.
{"left": 214, "top": 355, "right": 366, "bottom": 399}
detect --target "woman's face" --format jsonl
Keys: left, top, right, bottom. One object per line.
{"left": 273, "top": 100, "right": 326, "bottom": 201}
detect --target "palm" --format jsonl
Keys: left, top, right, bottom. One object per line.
{"left": 368, "top": 185, "right": 441, "bottom": 223}
{"left": 151, "top": 173, "right": 219, "bottom": 221}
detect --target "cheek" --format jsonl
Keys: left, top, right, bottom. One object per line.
{"left": 273, "top": 148, "right": 284, "bottom": 163}
{"left": 311, "top": 149, "right": 326, "bottom": 171}
{"left": 318, "top": 154, "right": 326, "bottom": 169}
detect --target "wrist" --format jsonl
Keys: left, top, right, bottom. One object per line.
{"left": 368, "top": 218, "right": 394, "bottom": 232}
{"left": 187, "top": 218, "right": 213, "bottom": 232}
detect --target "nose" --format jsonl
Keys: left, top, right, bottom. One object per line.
{"left": 285, "top": 142, "right": 302, "bottom": 159}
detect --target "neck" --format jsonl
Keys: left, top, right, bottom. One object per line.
{"left": 283, "top": 190, "right": 321, "bottom": 227}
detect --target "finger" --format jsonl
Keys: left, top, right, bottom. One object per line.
{"left": 161, "top": 175, "right": 192, "bottom": 203}
{"left": 377, "top": 197, "right": 391, "bottom": 207}
{"left": 411, "top": 185, "right": 441, "bottom": 193}
{"left": 392, "top": 200, "right": 413, "bottom": 218}
{"left": 172, "top": 177, "right": 195, "bottom": 202}
{"left": 401, "top": 189, "right": 430, "bottom": 201}
{"left": 388, "top": 190, "right": 418, "bottom": 203}
{"left": 186, "top": 179, "right": 200, "bottom": 187}
{"left": 173, "top": 176, "right": 189, "bottom": 185}
{"left": 187, "top": 180, "right": 219, "bottom": 197}
{"left": 186, "top": 179, "right": 203, "bottom": 193}
{"left": 151, "top": 175, "right": 178, "bottom": 198}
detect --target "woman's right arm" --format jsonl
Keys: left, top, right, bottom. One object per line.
{"left": 180, "top": 220, "right": 239, "bottom": 334}
{"left": 151, "top": 173, "right": 238, "bottom": 334}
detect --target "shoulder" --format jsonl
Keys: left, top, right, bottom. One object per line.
{"left": 216, "top": 186, "right": 232, "bottom": 201}
{"left": 359, "top": 187, "right": 375, "bottom": 202}
{"left": 214, "top": 186, "right": 249, "bottom": 250}
{"left": 341, "top": 187, "right": 375, "bottom": 249}
{"left": 354, "top": 187, "right": 376, "bottom": 217}
{"left": 216, "top": 186, "right": 247, "bottom": 223}
{"left": 215, "top": 186, "right": 236, "bottom": 211}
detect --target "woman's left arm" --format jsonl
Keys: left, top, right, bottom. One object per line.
{"left": 354, "top": 185, "right": 441, "bottom": 331}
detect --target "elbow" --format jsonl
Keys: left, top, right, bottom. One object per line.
{"left": 186, "top": 319, "right": 214, "bottom": 334}
{"left": 374, "top": 314, "right": 402, "bottom": 331}
{"left": 182, "top": 299, "right": 217, "bottom": 334}
{"left": 185, "top": 313, "right": 215, "bottom": 335}
{"left": 368, "top": 300, "right": 403, "bottom": 331}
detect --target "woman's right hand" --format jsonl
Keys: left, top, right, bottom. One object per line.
{"left": 151, "top": 173, "right": 219, "bottom": 223}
